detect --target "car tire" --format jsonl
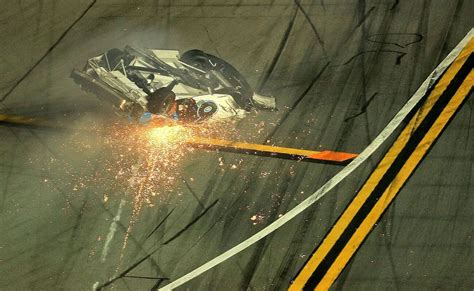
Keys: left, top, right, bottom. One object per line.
{"left": 147, "top": 87, "right": 176, "bottom": 115}
{"left": 180, "top": 50, "right": 254, "bottom": 110}
{"left": 197, "top": 101, "right": 218, "bottom": 121}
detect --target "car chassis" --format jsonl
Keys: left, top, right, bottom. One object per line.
{"left": 71, "top": 46, "right": 276, "bottom": 123}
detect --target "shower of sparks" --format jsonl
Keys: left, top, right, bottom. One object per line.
{"left": 146, "top": 125, "right": 193, "bottom": 146}
{"left": 68, "top": 121, "right": 235, "bottom": 263}
{"left": 114, "top": 125, "right": 194, "bottom": 201}
{"left": 34, "top": 116, "right": 261, "bottom": 269}
{"left": 47, "top": 120, "right": 234, "bottom": 202}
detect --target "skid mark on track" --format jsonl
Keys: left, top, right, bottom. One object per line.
{"left": 336, "top": 49, "right": 407, "bottom": 66}
{"left": 257, "top": 2, "right": 299, "bottom": 91}
{"left": 390, "top": 0, "right": 400, "bottom": 11}
{"left": 265, "top": 62, "right": 330, "bottom": 144}
{"left": 162, "top": 199, "right": 219, "bottom": 245}
{"left": 367, "top": 32, "right": 423, "bottom": 48}
{"left": 344, "top": 92, "right": 378, "bottom": 122}
{"left": 354, "top": 6, "right": 376, "bottom": 29}
{"left": 182, "top": 178, "right": 205, "bottom": 209}
{"left": 0, "top": 0, "right": 97, "bottom": 102}
{"left": 144, "top": 208, "right": 175, "bottom": 241}
{"left": 294, "top": 0, "right": 327, "bottom": 58}
{"left": 95, "top": 247, "right": 166, "bottom": 290}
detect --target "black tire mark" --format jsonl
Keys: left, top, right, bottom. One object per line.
{"left": 0, "top": 0, "right": 97, "bottom": 102}
{"left": 123, "top": 275, "right": 168, "bottom": 280}
{"left": 294, "top": 0, "right": 327, "bottom": 58}
{"left": 239, "top": 169, "right": 297, "bottom": 290}
{"left": 96, "top": 248, "right": 163, "bottom": 290}
{"left": 334, "top": 49, "right": 407, "bottom": 66}
{"left": 367, "top": 32, "right": 424, "bottom": 48}
{"left": 257, "top": 3, "right": 299, "bottom": 91}
{"left": 264, "top": 62, "right": 330, "bottom": 144}
{"left": 182, "top": 177, "right": 205, "bottom": 209}
{"left": 436, "top": 0, "right": 463, "bottom": 61}
{"left": 390, "top": 0, "right": 400, "bottom": 10}
{"left": 150, "top": 278, "right": 169, "bottom": 290}
{"left": 0, "top": 127, "right": 20, "bottom": 212}
{"left": 320, "top": 0, "right": 326, "bottom": 10}
{"left": 144, "top": 208, "right": 175, "bottom": 241}
{"left": 381, "top": 209, "right": 403, "bottom": 291}
{"left": 354, "top": 6, "right": 376, "bottom": 29}
{"left": 344, "top": 92, "right": 378, "bottom": 122}
{"left": 162, "top": 199, "right": 219, "bottom": 245}
{"left": 50, "top": 198, "right": 88, "bottom": 286}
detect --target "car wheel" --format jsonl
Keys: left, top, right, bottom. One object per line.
{"left": 180, "top": 50, "right": 254, "bottom": 110}
{"left": 147, "top": 87, "right": 176, "bottom": 115}
{"left": 197, "top": 101, "right": 218, "bottom": 121}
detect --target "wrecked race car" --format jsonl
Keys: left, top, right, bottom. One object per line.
{"left": 71, "top": 46, "right": 275, "bottom": 125}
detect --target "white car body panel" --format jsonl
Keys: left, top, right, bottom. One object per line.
{"left": 71, "top": 46, "right": 276, "bottom": 122}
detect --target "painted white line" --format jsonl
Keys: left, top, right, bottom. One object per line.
{"left": 101, "top": 199, "right": 126, "bottom": 262}
{"left": 159, "top": 29, "right": 473, "bottom": 291}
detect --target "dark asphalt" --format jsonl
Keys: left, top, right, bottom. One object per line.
{"left": 0, "top": 1, "right": 472, "bottom": 290}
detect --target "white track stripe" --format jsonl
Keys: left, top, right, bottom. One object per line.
{"left": 101, "top": 199, "right": 126, "bottom": 262}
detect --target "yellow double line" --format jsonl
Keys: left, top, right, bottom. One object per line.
{"left": 290, "top": 37, "right": 474, "bottom": 290}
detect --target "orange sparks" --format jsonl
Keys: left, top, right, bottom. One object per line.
{"left": 146, "top": 125, "right": 193, "bottom": 147}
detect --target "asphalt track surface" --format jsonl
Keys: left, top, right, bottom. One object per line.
{"left": 0, "top": 1, "right": 473, "bottom": 290}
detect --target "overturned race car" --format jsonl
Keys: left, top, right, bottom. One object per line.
{"left": 71, "top": 46, "right": 275, "bottom": 125}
